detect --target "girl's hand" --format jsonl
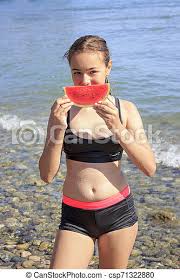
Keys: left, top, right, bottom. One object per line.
{"left": 49, "top": 96, "right": 73, "bottom": 130}
{"left": 93, "top": 97, "right": 122, "bottom": 134}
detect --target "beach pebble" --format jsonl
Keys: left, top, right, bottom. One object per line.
{"left": 161, "top": 177, "right": 174, "bottom": 182}
{"left": 0, "top": 250, "right": 14, "bottom": 262}
{"left": 15, "top": 263, "right": 24, "bottom": 269}
{"left": 16, "top": 243, "right": 30, "bottom": 250}
{"left": 173, "top": 248, "right": 180, "bottom": 256}
{"left": 32, "top": 240, "right": 42, "bottom": 246}
{"left": 151, "top": 210, "right": 176, "bottom": 222}
{"left": 35, "top": 263, "right": 48, "bottom": 269}
{"left": 29, "top": 255, "right": 41, "bottom": 262}
{"left": 163, "top": 259, "right": 173, "bottom": 266}
{"left": 5, "top": 218, "right": 18, "bottom": 226}
{"left": 21, "top": 251, "right": 32, "bottom": 258}
{"left": 11, "top": 256, "right": 24, "bottom": 263}
{"left": 142, "top": 256, "right": 163, "bottom": 262}
{"left": 175, "top": 178, "right": 180, "bottom": 184}
{"left": 22, "top": 260, "right": 34, "bottom": 268}
{"left": 39, "top": 241, "right": 50, "bottom": 251}
{"left": 15, "top": 192, "right": 27, "bottom": 200}
{"left": 32, "top": 179, "right": 46, "bottom": 187}
{"left": 5, "top": 240, "right": 17, "bottom": 245}
{"left": 145, "top": 195, "right": 164, "bottom": 205}
{"left": 12, "top": 197, "right": 20, "bottom": 203}
{"left": 131, "top": 249, "right": 142, "bottom": 257}
{"left": 127, "top": 259, "right": 137, "bottom": 268}
{"left": 142, "top": 248, "right": 160, "bottom": 257}
{"left": 149, "top": 262, "right": 164, "bottom": 268}
{"left": 88, "top": 256, "right": 99, "bottom": 269}
{"left": 0, "top": 224, "right": 5, "bottom": 229}
{"left": 16, "top": 164, "right": 28, "bottom": 170}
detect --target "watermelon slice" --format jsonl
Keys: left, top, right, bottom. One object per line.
{"left": 63, "top": 83, "right": 110, "bottom": 107}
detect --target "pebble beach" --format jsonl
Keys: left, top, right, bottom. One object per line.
{"left": 0, "top": 132, "right": 179, "bottom": 269}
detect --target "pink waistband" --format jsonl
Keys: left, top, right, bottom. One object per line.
{"left": 62, "top": 185, "right": 131, "bottom": 210}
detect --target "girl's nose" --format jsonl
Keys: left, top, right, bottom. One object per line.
{"left": 81, "top": 74, "right": 91, "bottom": 85}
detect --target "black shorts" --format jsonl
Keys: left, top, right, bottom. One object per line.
{"left": 59, "top": 192, "right": 138, "bottom": 239}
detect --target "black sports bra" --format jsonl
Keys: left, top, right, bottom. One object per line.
{"left": 63, "top": 97, "right": 123, "bottom": 163}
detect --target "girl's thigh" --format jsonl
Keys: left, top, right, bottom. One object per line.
{"left": 98, "top": 222, "right": 138, "bottom": 269}
{"left": 50, "top": 229, "right": 96, "bottom": 269}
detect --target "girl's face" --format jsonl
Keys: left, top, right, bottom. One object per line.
{"left": 70, "top": 51, "right": 112, "bottom": 86}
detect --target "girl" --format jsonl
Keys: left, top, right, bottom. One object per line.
{"left": 39, "top": 35, "right": 156, "bottom": 269}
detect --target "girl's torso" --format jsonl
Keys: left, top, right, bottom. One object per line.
{"left": 62, "top": 95, "right": 129, "bottom": 202}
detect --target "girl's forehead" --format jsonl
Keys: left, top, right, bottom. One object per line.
{"left": 70, "top": 51, "right": 105, "bottom": 69}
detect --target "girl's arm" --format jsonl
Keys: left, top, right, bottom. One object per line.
{"left": 39, "top": 97, "right": 73, "bottom": 183}
{"left": 94, "top": 99, "right": 156, "bottom": 177}
{"left": 115, "top": 101, "right": 156, "bottom": 176}
{"left": 39, "top": 121, "right": 65, "bottom": 184}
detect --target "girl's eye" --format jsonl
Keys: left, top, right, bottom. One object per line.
{"left": 90, "top": 71, "right": 98, "bottom": 74}
{"left": 73, "top": 72, "right": 81, "bottom": 75}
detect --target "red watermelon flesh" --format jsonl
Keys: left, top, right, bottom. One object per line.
{"left": 63, "top": 83, "right": 110, "bottom": 107}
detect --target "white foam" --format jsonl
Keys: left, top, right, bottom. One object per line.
{"left": 0, "top": 114, "right": 45, "bottom": 141}
{"left": 0, "top": 114, "right": 21, "bottom": 131}
{"left": 153, "top": 142, "right": 180, "bottom": 168}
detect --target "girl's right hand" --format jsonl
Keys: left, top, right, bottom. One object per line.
{"left": 49, "top": 96, "right": 73, "bottom": 129}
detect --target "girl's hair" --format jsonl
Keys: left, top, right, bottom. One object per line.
{"left": 63, "top": 35, "right": 111, "bottom": 67}
{"left": 64, "top": 35, "right": 112, "bottom": 94}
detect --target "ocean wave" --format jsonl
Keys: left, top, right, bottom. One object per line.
{"left": 153, "top": 143, "right": 180, "bottom": 168}
{"left": 0, "top": 114, "right": 22, "bottom": 131}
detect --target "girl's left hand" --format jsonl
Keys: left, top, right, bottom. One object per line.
{"left": 93, "top": 97, "right": 123, "bottom": 133}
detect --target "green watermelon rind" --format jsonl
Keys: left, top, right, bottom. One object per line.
{"left": 63, "top": 83, "right": 110, "bottom": 107}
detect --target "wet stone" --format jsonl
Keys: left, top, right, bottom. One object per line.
{"left": 0, "top": 251, "right": 14, "bottom": 263}
{"left": 173, "top": 248, "right": 180, "bottom": 256}
{"left": 88, "top": 256, "right": 99, "bottom": 269}
{"left": 151, "top": 210, "right": 177, "bottom": 222}
{"left": 29, "top": 255, "right": 41, "bottom": 262}
{"left": 175, "top": 178, "right": 180, "bottom": 185}
{"left": 35, "top": 262, "right": 48, "bottom": 269}
{"left": 142, "top": 248, "right": 160, "bottom": 257}
{"left": 32, "top": 240, "right": 42, "bottom": 246}
{"left": 16, "top": 243, "right": 30, "bottom": 250}
{"left": 5, "top": 241, "right": 17, "bottom": 246}
{"left": 149, "top": 262, "right": 164, "bottom": 268}
{"left": 10, "top": 256, "right": 24, "bottom": 263}
{"left": 5, "top": 218, "right": 19, "bottom": 226}
{"left": 31, "top": 179, "right": 46, "bottom": 187}
{"left": 163, "top": 259, "right": 173, "bottom": 267}
{"left": 127, "top": 259, "right": 138, "bottom": 268}
{"left": 131, "top": 249, "right": 142, "bottom": 257}
{"left": 1, "top": 262, "right": 14, "bottom": 268}
{"left": 21, "top": 251, "right": 32, "bottom": 258}
{"left": 161, "top": 177, "right": 174, "bottom": 182}
{"left": 15, "top": 263, "right": 24, "bottom": 269}
{"left": 16, "top": 164, "right": 28, "bottom": 170}
{"left": 12, "top": 197, "right": 20, "bottom": 203}
{"left": 39, "top": 241, "right": 50, "bottom": 251}
{"left": 22, "top": 260, "right": 34, "bottom": 268}
{"left": 142, "top": 257, "right": 163, "bottom": 262}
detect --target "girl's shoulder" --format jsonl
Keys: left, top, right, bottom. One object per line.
{"left": 116, "top": 98, "right": 138, "bottom": 128}
{"left": 119, "top": 98, "right": 143, "bottom": 130}
{"left": 120, "top": 98, "right": 137, "bottom": 113}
